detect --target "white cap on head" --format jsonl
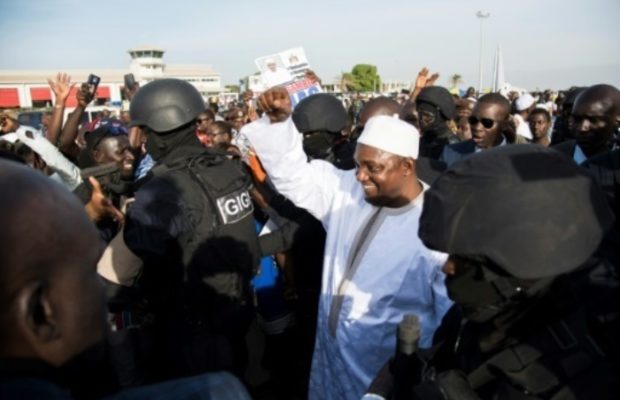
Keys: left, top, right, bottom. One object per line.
{"left": 357, "top": 115, "right": 419, "bottom": 159}
{"left": 515, "top": 93, "right": 535, "bottom": 111}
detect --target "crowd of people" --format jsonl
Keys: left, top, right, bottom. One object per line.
{"left": 0, "top": 67, "right": 618, "bottom": 400}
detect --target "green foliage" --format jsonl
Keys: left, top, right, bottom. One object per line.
{"left": 225, "top": 84, "right": 240, "bottom": 93}
{"left": 350, "top": 64, "right": 381, "bottom": 92}
{"left": 340, "top": 72, "right": 358, "bottom": 92}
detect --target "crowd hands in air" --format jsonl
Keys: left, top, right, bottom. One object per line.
{"left": 0, "top": 66, "right": 618, "bottom": 400}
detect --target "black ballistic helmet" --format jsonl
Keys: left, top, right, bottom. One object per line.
{"left": 129, "top": 78, "right": 204, "bottom": 133}
{"left": 416, "top": 86, "right": 457, "bottom": 120}
{"left": 419, "top": 145, "right": 613, "bottom": 279}
{"left": 292, "top": 93, "right": 348, "bottom": 134}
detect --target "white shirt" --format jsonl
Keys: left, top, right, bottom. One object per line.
{"left": 243, "top": 117, "right": 452, "bottom": 400}
{"left": 0, "top": 124, "right": 44, "bottom": 143}
{"left": 1, "top": 130, "right": 82, "bottom": 191}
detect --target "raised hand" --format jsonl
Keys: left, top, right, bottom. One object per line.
{"left": 47, "top": 72, "right": 75, "bottom": 103}
{"left": 414, "top": 67, "right": 430, "bottom": 89}
{"left": 85, "top": 176, "right": 125, "bottom": 225}
{"left": 414, "top": 67, "right": 440, "bottom": 89}
{"left": 426, "top": 72, "right": 440, "bottom": 87}
{"left": 305, "top": 69, "right": 322, "bottom": 86}
{"left": 123, "top": 84, "right": 139, "bottom": 101}
{"left": 258, "top": 86, "right": 292, "bottom": 124}
{"left": 77, "top": 83, "right": 95, "bottom": 108}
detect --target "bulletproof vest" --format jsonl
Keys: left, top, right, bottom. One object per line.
{"left": 463, "top": 308, "right": 610, "bottom": 399}
{"left": 147, "top": 150, "right": 259, "bottom": 334}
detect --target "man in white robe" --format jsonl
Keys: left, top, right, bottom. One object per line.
{"left": 242, "top": 88, "right": 452, "bottom": 400}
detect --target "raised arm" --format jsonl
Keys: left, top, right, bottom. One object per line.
{"left": 15, "top": 131, "right": 82, "bottom": 190}
{"left": 243, "top": 87, "right": 350, "bottom": 223}
{"left": 46, "top": 72, "right": 75, "bottom": 145}
{"left": 58, "top": 83, "right": 93, "bottom": 157}
{"left": 409, "top": 67, "right": 440, "bottom": 102}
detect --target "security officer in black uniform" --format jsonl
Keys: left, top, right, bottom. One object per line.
{"left": 415, "top": 86, "right": 459, "bottom": 160}
{"left": 123, "top": 79, "right": 261, "bottom": 382}
{"left": 366, "top": 145, "right": 619, "bottom": 399}
{"left": 292, "top": 93, "right": 355, "bottom": 170}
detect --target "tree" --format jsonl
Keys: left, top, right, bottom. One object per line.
{"left": 449, "top": 74, "right": 463, "bottom": 89}
{"left": 350, "top": 64, "right": 381, "bottom": 92}
{"left": 225, "top": 84, "right": 240, "bottom": 93}
{"left": 339, "top": 72, "right": 358, "bottom": 92}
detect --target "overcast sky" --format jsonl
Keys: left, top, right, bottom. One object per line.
{"left": 1, "top": 0, "right": 619, "bottom": 90}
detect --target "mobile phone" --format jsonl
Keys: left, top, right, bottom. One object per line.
{"left": 87, "top": 74, "right": 101, "bottom": 95}
{"left": 124, "top": 73, "right": 136, "bottom": 91}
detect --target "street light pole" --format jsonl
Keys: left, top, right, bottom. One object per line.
{"left": 476, "top": 11, "right": 490, "bottom": 97}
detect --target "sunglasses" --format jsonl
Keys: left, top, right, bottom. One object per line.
{"left": 468, "top": 116, "right": 497, "bottom": 129}
{"left": 197, "top": 118, "right": 211, "bottom": 123}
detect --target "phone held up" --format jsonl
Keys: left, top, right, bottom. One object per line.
{"left": 87, "top": 74, "right": 101, "bottom": 96}
{"left": 124, "top": 73, "right": 136, "bottom": 91}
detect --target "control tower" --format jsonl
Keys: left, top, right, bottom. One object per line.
{"left": 128, "top": 46, "right": 165, "bottom": 81}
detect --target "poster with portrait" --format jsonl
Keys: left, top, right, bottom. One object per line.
{"left": 255, "top": 47, "right": 322, "bottom": 108}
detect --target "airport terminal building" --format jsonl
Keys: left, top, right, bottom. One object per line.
{"left": 0, "top": 46, "right": 223, "bottom": 109}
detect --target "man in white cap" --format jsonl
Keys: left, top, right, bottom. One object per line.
{"left": 513, "top": 93, "right": 535, "bottom": 140}
{"left": 242, "top": 87, "right": 452, "bottom": 400}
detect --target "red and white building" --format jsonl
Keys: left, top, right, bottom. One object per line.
{"left": 0, "top": 46, "right": 223, "bottom": 110}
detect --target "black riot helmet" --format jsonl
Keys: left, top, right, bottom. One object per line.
{"left": 292, "top": 93, "right": 349, "bottom": 160}
{"left": 292, "top": 93, "right": 348, "bottom": 134}
{"left": 416, "top": 86, "right": 456, "bottom": 119}
{"left": 130, "top": 78, "right": 204, "bottom": 133}
{"left": 419, "top": 145, "right": 613, "bottom": 322}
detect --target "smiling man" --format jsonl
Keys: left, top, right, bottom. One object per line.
{"left": 440, "top": 93, "right": 512, "bottom": 166}
{"left": 242, "top": 87, "right": 452, "bottom": 400}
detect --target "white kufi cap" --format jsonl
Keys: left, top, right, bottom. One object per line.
{"left": 357, "top": 115, "right": 419, "bottom": 159}
{"left": 515, "top": 93, "right": 535, "bottom": 111}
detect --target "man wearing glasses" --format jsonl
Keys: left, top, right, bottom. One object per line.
{"left": 440, "top": 93, "right": 512, "bottom": 166}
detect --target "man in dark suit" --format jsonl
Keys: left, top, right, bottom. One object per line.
{"left": 552, "top": 84, "right": 619, "bottom": 164}
{"left": 440, "top": 93, "right": 512, "bottom": 166}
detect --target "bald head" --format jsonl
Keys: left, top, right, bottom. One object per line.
{"left": 0, "top": 161, "right": 98, "bottom": 280}
{"left": 359, "top": 97, "right": 402, "bottom": 127}
{"left": 574, "top": 84, "right": 620, "bottom": 118}
{"left": 0, "top": 160, "right": 105, "bottom": 366}
{"left": 571, "top": 84, "right": 620, "bottom": 157}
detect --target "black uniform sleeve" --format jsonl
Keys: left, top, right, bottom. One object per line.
{"left": 123, "top": 177, "right": 191, "bottom": 259}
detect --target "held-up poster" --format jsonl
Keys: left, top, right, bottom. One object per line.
{"left": 255, "top": 47, "right": 321, "bottom": 108}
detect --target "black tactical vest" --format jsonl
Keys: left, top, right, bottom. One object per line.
{"left": 144, "top": 148, "right": 259, "bottom": 335}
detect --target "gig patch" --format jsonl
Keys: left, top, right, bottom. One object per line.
{"left": 216, "top": 188, "right": 254, "bottom": 224}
